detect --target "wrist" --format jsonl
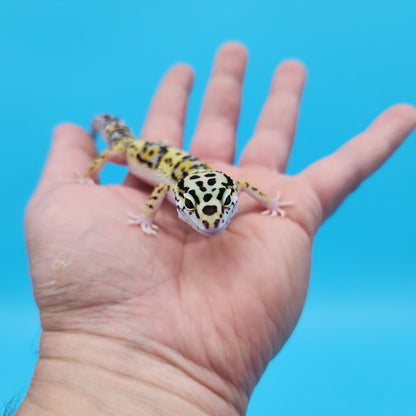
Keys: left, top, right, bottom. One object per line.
{"left": 17, "top": 331, "right": 245, "bottom": 416}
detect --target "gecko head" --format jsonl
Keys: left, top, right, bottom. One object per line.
{"left": 174, "top": 170, "right": 238, "bottom": 236}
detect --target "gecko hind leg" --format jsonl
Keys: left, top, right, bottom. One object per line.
{"left": 73, "top": 169, "right": 95, "bottom": 184}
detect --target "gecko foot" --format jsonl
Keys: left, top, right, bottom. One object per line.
{"left": 61, "top": 170, "right": 94, "bottom": 185}
{"left": 74, "top": 169, "right": 95, "bottom": 185}
{"left": 261, "top": 192, "right": 293, "bottom": 217}
{"left": 127, "top": 212, "right": 159, "bottom": 236}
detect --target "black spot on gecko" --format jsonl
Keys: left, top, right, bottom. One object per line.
{"left": 196, "top": 181, "right": 207, "bottom": 192}
{"left": 202, "top": 220, "right": 209, "bottom": 229}
{"left": 152, "top": 146, "right": 168, "bottom": 168}
{"left": 217, "top": 188, "right": 225, "bottom": 201}
{"left": 207, "top": 178, "right": 216, "bottom": 186}
{"left": 214, "top": 219, "right": 220, "bottom": 228}
{"left": 221, "top": 174, "right": 234, "bottom": 188}
{"left": 188, "top": 189, "right": 200, "bottom": 205}
{"left": 171, "top": 159, "right": 186, "bottom": 182}
{"left": 204, "top": 173, "right": 216, "bottom": 178}
{"left": 203, "top": 194, "right": 212, "bottom": 202}
{"left": 177, "top": 178, "right": 185, "bottom": 190}
{"left": 177, "top": 179, "right": 189, "bottom": 193}
{"left": 136, "top": 153, "right": 153, "bottom": 168}
{"left": 190, "top": 174, "right": 200, "bottom": 180}
{"left": 202, "top": 205, "right": 217, "bottom": 216}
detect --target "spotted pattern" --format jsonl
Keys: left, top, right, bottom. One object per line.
{"left": 92, "top": 115, "right": 134, "bottom": 147}
{"left": 84, "top": 114, "right": 292, "bottom": 236}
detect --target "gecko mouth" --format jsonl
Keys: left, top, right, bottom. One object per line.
{"left": 194, "top": 226, "right": 224, "bottom": 237}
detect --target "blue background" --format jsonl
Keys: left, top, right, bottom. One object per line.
{"left": 1, "top": 1, "right": 415, "bottom": 414}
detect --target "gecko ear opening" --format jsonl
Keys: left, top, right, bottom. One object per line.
{"left": 183, "top": 193, "right": 196, "bottom": 210}
{"left": 222, "top": 189, "right": 232, "bottom": 207}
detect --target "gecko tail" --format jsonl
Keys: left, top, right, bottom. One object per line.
{"left": 91, "top": 114, "right": 134, "bottom": 147}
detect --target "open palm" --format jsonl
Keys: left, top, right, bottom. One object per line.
{"left": 26, "top": 43, "right": 416, "bottom": 410}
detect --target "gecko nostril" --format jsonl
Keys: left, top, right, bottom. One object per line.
{"left": 202, "top": 205, "right": 218, "bottom": 216}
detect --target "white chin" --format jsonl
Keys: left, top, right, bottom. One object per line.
{"left": 177, "top": 214, "right": 226, "bottom": 236}
{"left": 177, "top": 208, "right": 236, "bottom": 237}
{"left": 195, "top": 227, "right": 225, "bottom": 237}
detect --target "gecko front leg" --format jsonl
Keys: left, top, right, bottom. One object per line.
{"left": 78, "top": 140, "right": 128, "bottom": 183}
{"left": 128, "top": 183, "right": 173, "bottom": 235}
{"left": 236, "top": 181, "right": 293, "bottom": 217}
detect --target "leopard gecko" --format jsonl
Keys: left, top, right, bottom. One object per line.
{"left": 81, "top": 114, "right": 292, "bottom": 236}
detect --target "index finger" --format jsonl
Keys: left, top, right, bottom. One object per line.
{"left": 140, "top": 64, "right": 194, "bottom": 147}
{"left": 39, "top": 123, "right": 96, "bottom": 190}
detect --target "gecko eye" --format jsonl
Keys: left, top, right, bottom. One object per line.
{"left": 222, "top": 189, "right": 232, "bottom": 207}
{"left": 183, "top": 193, "right": 196, "bottom": 210}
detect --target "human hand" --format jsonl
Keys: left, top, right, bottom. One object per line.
{"left": 22, "top": 43, "right": 416, "bottom": 415}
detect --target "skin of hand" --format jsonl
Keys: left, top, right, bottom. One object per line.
{"left": 20, "top": 43, "right": 416, "bottom": 415}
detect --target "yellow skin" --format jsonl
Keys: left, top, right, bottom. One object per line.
{"left": 21, "top": 43, "right": 416, "bottom": 416}
{"left": 84, "top": 114, "right": 292, "bottom": 236}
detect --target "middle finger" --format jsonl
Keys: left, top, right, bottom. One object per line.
{"left": 191, "top": 42, "right": 248, "bottom": 164}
